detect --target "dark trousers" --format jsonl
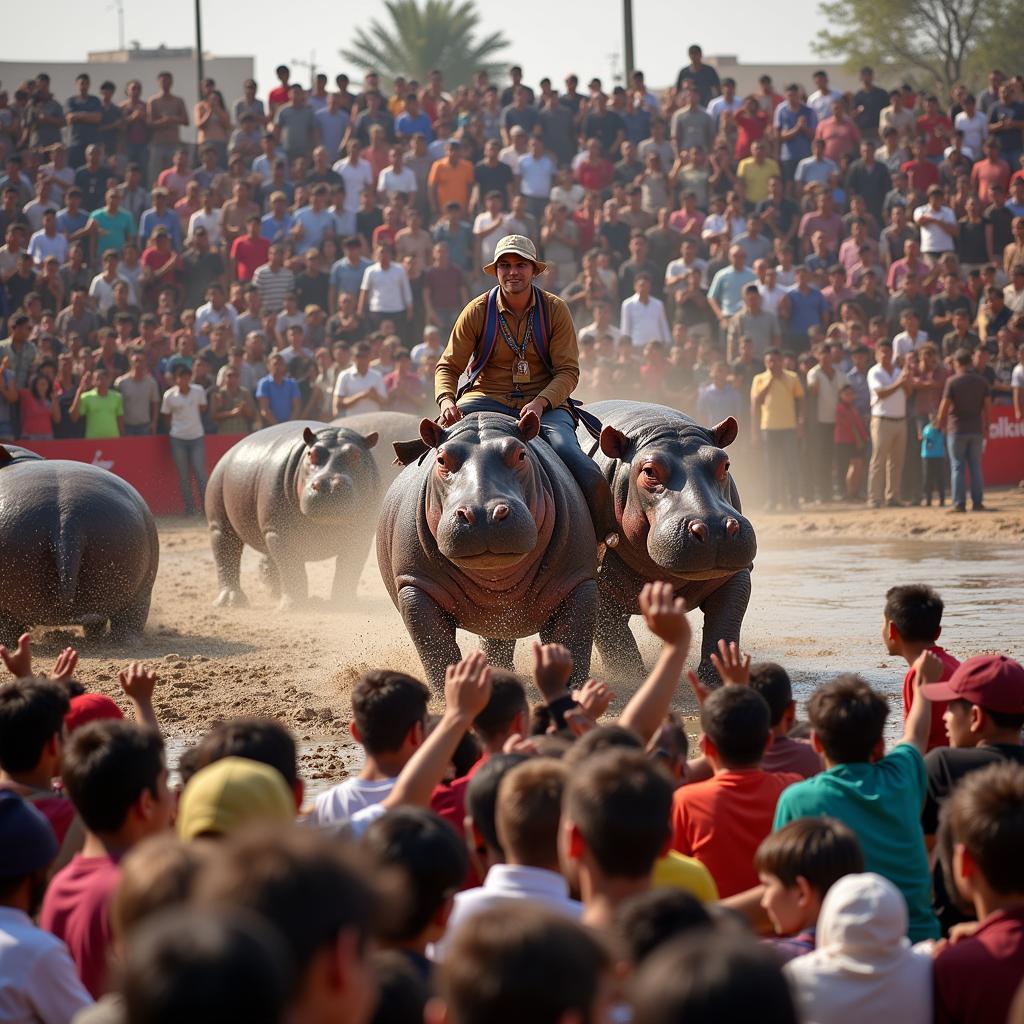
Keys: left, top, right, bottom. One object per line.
{"left": 902, "top": 414, "right": 923, "bottom": 503}
{"left": 763, "top": 429, "right": 800, "bottom": 508}
{"left": 814, "top": 423, "right": 836, "bottom": 500}
{"left": 923, "top": 458, "right": 946, "bottom": 504}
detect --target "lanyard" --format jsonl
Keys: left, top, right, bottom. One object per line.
{"left": 496, "top": 306, "right": 535, "bottom": 360}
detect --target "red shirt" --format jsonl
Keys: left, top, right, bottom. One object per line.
{"left": 934, "top": 907, "right": 1024, "bottom": 1024}
{"left": 671, "top": 769, "right": 801, "bottom": 897}
{"left": 576, "top": 158, "right": 613, "bottom": 193}
{"left": 970, "top": 159, "right": 1011, "bottom": 205}
{"left": 268, "top": 84, "right": 290, "bottom": 110}
{"left": 917, "top": 114, "right": 952, "bottom": 158}
{"left": 230, "top": 235, "right": 271, "bottom": 282}
{"left": 903, "top": 644, "right": 959, "bottom": 752}
{"left": 735, "top": 112, "right": 769, "bottom": 160}
{"left": 39, "top": 853, "right": 121, "bottom": 998}
{"left": 901, "top": 158, "right": 940, "bottom": 193}
{"left": 572, "top": 210, "right": 596, "bottom": 250}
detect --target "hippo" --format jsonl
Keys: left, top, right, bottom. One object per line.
{"left": 0, "top": 445, "right": 159, "bottom": 644}
{"left": 378, "top": 411, "right": 598, "bottom": 689}
{"left": 579, "top": 401, "right": 757, "bottom": 684}
{"left": 329, "top": 411, "right": 422, "bottom": 491}
{"left": 205, "top": 421, "right": 382, "bottom": 609}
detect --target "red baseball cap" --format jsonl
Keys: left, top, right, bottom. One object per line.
{"left": 65, "top": 693, "right": 125, "bottom": 733}
{"left": 921, "top": 655, "right": 1024, "bottom": 714}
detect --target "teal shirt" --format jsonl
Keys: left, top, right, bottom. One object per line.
{"left": 773, "top": 743, "right": 940, "bottom": 942}
{"left": 90, "top": 207, "right": 136, "bottom": 256}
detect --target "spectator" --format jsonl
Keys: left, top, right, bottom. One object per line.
{"left": 116, "top": 350, "right": 159, "bottom": 436}
{"left": 751, "top": 347, "right": 804, "bottom": 510}
{"left": 70, "top": 366, "right": 123, "bottom": 438}
{"left": 161, "top": 362, "right": 208, "bottom": 516}
{"left": 867, "top": 340, "right": 911, "bottom": 508}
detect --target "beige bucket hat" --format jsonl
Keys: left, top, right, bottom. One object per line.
{"left": 483, "top": 234, "right": 547, "bottom": 276}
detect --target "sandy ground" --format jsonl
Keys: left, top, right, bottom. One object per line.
{"left": 26, "top": 483, "right": 1024, "bottom": 786}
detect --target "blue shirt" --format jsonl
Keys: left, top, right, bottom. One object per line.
{"left": 395, "top": 111, "right": 434, "bottom": 143}
{"left": 707, "top": 266, "right": 756, "bottom": 317}
{"left": 67, "top": 94, "right": 102, "bottom": 147}
{"left": 315, "top": 107, "right": 350, "bottom": 159}
{"left": 138, "top": 207, "right": 182, "bottom": 250}
{"left": 773, "top": 103, "right": 817, "bottom": 163}
{"left": 784, "top": 285, "right": 828, "bottom": 336}
{"left": 696, "top": 383, "right": 742, "bottom": 425}
{"left": 921, "top": 423, "right": 946, "bottom": 458}
{"left": 292, "top": 206, "right": 336, "bottom": 250}
{"left": 329, "top": 256, "right": 371, "bottom": 297}
{"left": 624, "top": 108, "right": 652, "bottom": 145}
{"left": 260, "top": 212, "right": 296, "bottom": 244}
{"left": 255, "top": 375, "right": 300, "bottom": 422}
{"left": 433, "top": 220, "right": 473, "bottom": 270}
{"left": 57, "top": 207, "right": 90, "bottom": 239}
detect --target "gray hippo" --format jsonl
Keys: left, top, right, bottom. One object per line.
{"left": 0, "top": 445, "right": 159, "bottom": 644}
{"left": 378, "top": 411, "right": 598, "bottom": 689}
{"left": 580, "top": 401, "right": 757, "bottom": 684}
{"left": 205, "top": 421, "right": 383, "bottom": 609}
{"left": 329, "top": 411, "right": 421, "bottom": 491}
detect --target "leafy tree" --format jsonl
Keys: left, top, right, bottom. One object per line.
{"left": 813, "top": 0, "right": 1008, "bottom": 93}
{"left": 340, "top": 0, "right": 510, "bottom": 88}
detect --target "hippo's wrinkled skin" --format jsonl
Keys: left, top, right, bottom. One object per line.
{"left": 377, "top": 411, "right": 598, "bottom": 689}
{"left": 329, "top": 411, "right": 422, "bottom": 491}
{"left": 205, "top": 421, "right": 382, "bottom": 609}
{"left": 0, "top": 445, "right": 159, "bottom": 644}
{"left": 580, "top": 401, "right": 757, "bottom": 683}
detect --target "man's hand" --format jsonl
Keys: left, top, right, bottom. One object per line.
{"left": 911, "top": 649, "right": 944, "bottom": 688}
{"left": 563, "top": 707, "right": 599, "bottom": 738}
{"left": 0, "top": 633, "right": 32, "bottom": 678}
{"left": 639, "top": 581, "right": 690, "bottom": 648}
{"left": 519, "top": 397, "right": 548, "bottom": 424}
{"left": 118, "top": 662, "right": 159, "bottom": 705}
{"left": 51, "top": 647, "right": 79, "bottom": 683}
{"left": 686, "top": 669, "right": 712, "bottom": 707}
{"left": 532, "top": 640, "right": 574, "bottom": 702}
{"left": 439, "top": 398, "right": 463, "bottom": 426}
{"left": 572, "top": 678, "right": 614, "bottom": 720}
{"left": 709, "top": 638, "right": 751, "bottom": 685}
{"left": 502, "top": 733, "right": 540, "bottom": 756}
{"left": 444, "top": 650, "right": 492, "bottom": 721}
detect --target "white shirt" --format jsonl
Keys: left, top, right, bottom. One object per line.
{"left": 867, "top": 363, "right": 907, "bottom": 418}
{"left": 702, "top": 211, "right": 746, "bottom": 242}
{"left": 160, "top": 383, "right": 207, "bottom": 440}
{"left": 0, "top": 906, "right": 93, "bottom": 1024}
{"left": 758, "top": 282, "right": 787, "bottom": 314}
{"left": 578, "top": 321, "right": 623, "bottom": 344}
{"left": 808, "top": 87, "right": 843, "bottom": 122}
{"left": 517, "top": 153, "right": 556, "bottom": 198}
{"left": 334, "top": 158, "right": 375, "bottom": 213}
{"left": 27, "top": 229, "right": 68, "bottom": 267}
{"left": 334, "top": 366, "right": 386, "bottom": 416}
{"left": 311, "top": 775, "right": 395, "bottom": 827}
{"left": 913, "top": 203, "right": 957, "bottom": 253}
{"left": 474, "top": 212, "right": 513, "bottom": 265}
{"left": 806, "top": 363, "right": 850, "bottom": 424}
{"left": 87, "top": 272, "right": 129, "bottom": 315}
{"left": 954, "top": 110, "right": 988, "bottom": 155}
{"left": 620, "top": 294, "right": 671, "bottom": 345}
{"left": 194, "top": 301, "right": 240, "bottom": 341}
{"left": 707, "top": 94, "right": 743, "bottom": 128}
{"left": 549, "top": 183, "right": 585, "bottom": 212}
{"left": 360, "top": 262, "right": 412, "bottom": 313}
{"left": 430, "top": 865, "right": 583, "bottom": 962}
{"left": 377, "top": 165, "right": 417, "bottom": 196}
{"left": 666, "top": 256, "right": 708, "bottom": 288}
{"left": 188, "top": 207, "right": 223, "bottom": 246}
{"left": 893, "top": 329, "right": 929, "bottom": 363}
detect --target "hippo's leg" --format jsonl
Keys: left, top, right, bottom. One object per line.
{"left": 109, "top": 588, "right": 152, "bottom": 641}
{"left": 264, "top": 531, "right": 308, "bottom": 610}
{"left": 258, "top": 555, "right": 280, "bottom": 598}
{"left": 397, "top": 585, "right": 460, "bottom": 691}
{"left": 593, "top": 596, "right": 645, "bottom": 683}
{"left": 82, "top": 616, "right": 108, "bottom": 640}
{"left": 0, "top": 614, "right": 27, "bottom": 648}
{"left": 210, "top": 519, "right": 248, "bottom": 608}
{"left": 540, "top": 579, "right": 598, "bottom": 688}
{"left": 329, "top": 529, "right": 373, "bottom": 605}
{"left": 697, "top": 569, "right": 752, "bottom": 686}
{"left": 480, "top": 638, "right": 516, "bottom": 672}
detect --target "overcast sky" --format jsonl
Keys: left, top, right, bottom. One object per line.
{"left": 2, "top": 0, "right": 828, "bottom": 92}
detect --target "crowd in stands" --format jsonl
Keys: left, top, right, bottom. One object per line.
{"left": 0, "top": 580, "right": 1023, "bottom": 1023}
{"left": 2, "top": 52, "right": 1024, "bottom": 510}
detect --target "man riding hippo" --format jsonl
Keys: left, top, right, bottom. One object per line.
{"left": 435, "top": 234, "right": 618, "bottom": 549}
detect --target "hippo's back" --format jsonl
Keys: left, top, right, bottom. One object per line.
{"left": 0, "top": 460, "right": 158, "bottom": 624}
{"left": 332, "top": 411, "right": 421, "bottom": 490}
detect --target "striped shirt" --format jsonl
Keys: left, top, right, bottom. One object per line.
{"left": 252, "top": 264, "right": 295, "bottom": 314}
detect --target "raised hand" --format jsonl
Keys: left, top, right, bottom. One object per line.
{"left": 639, "top": 581, "right": 690, "bottom": 648}
{"left": 445, "top": 649, "right": 492, "bottom": 720}
{"left": 50, "top": 646, "right": 79, "bottom": 683}
{"left": 532, "top": 640, "right": 574, "bottom": 701}
{"left": 686, "top": 668, "right": 712, "bottom": 708}
{"left": 911, "top": 649, "right": 944, "bottom": 689}
{"left": 572, "top": 678, "right": 614, "bottom": 720}
{"left": 118, "top": 662, "right": 159, "bottom": 704}
{"left": 0, "top": 633, "right": 33, "bottom": 678}
{"left": 709, "top": 638, "right": 751, "bottom": 685}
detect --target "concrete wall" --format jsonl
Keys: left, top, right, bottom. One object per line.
{"left": 705, "top": 55, "right": 861, "bottom": 96}
{"left": 0, "top": 53, "right": 254, "bottom": 144}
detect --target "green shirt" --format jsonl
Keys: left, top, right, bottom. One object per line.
{"left": 773, "top": 743, "right": 940, "bottom": 942}
{"left": 79, "top": 389, "right": 123, "bottom": 438}
{"left": 89, "top": 207, "right": 136, "bottom": 256}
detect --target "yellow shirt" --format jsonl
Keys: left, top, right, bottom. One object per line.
{"left": 435, "top": 287, "right": 580, "bottom": 412}
{"left": 736, "top": 156, "right": 781, "bottom": 205}
{"left": 751, "top": 368, "right": 804, "bottom": 431}
{"left": 652, "top": 850, "right": 720, "bottom": 902}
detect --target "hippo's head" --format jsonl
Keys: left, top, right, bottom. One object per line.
{"left": 418, "top": 412, "right": 551, "bottom": 574}
{"left": 296, "top": 426, "right": 380, "bottom": 519}
{"left": 600, "top": 416, "right": 756, "bottom": 579}
{"left": 0, "top": 445, "right": 45, "bottom": 468}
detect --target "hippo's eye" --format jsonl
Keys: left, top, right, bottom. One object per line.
{"left": 436, "top": 451, "right": 450, "bottom": 472}
{"left": 308, "top": 448, "right": 323, "bottom": 466}
{"left": 640, "top": 464, "right": 662, "bottom": 488}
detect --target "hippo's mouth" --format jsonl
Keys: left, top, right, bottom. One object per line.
{"left": 665, "top": 568, "right": 738, "bottom": 581}
{"left": 450, "top": 551, "right": 530, "bottom": 572}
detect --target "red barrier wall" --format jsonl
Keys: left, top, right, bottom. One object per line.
{"left": 983, "top": 410, "right": 1024, "bottom": 486}
{"left": 15, "top": 435, "right": 245, "bottom": 515}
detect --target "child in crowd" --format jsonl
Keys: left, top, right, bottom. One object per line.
{"left": 754, "top": 816, "right": 864, "bottom": 961}
{"left": 833, "top": 382, "right": 868, "bottom": 500}
{"left": 882, "top": 584, "right": 960, "bottom": 752}
{"left": 920, "top": 412, "right": 947, "bottom": 506}
{"left": 750, "top": 662, "right": 824, "bottom": 778}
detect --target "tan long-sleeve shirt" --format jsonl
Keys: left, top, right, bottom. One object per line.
{"left": 434, "top": 287, "right": 579, "bottom": 412}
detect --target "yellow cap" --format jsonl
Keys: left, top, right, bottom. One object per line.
{"left": 177, "top": 756, "right": 295, "bottom": 840}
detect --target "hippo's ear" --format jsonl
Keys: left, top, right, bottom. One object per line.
{"left": 0, "top": 446, "right": 11, "bottom": 468}
{"left": 517, "top": 410, "right": 540, "bottom": 442}
{"left": 419, "top": 418, "right": 446, "bottom": 449}
{"left": 361, "top": 431, "right": 379, "bottom": 450}
{"left": 302, "top": 427, "right": 318, "bottom": 448}
{"left": 710, "top": 417, "right": 739, "bottom": 449}
{"left": 599, "top": 425, "right": 629, "bottom": 461}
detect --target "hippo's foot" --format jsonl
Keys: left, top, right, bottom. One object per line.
{"left": 213, "top": 588, "right": 249, "bottom": 609}
{"left": 277, "top": 593, "right": 307, "bottom": 612}
{"left": 258, "top": 555, "right": 281, "bottom": 597}
{"left": 109, "top": 592, "right": 152, "bottom": 642}
{"left": 82, "top": 617, "right": 108, "bottom": 640}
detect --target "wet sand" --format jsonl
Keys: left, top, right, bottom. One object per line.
{"left": 29, "top": 484, "right": 1024, "bottom": 789}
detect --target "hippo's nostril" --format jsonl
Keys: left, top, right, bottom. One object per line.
{"left": 725, "top": 517, "right": 740, "bottom": 538}
{"left": 492, "top": 503, "right": 510, "bottom": 521}
{"left": 455, "top": 506, "right": 476, "bottom": 525}
{"left": 689, "top": 521, "right": 707, "bottom": 542}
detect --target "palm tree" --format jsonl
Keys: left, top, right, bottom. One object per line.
{"left": 339, "top": 0, "right": 510, "bottom": 88}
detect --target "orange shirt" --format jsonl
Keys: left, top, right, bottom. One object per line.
{"left": 428, "top": 157, "right": 475, "bottom": 210}
{"left": 671, "top": 768, "right": 801, "bottom": 897}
